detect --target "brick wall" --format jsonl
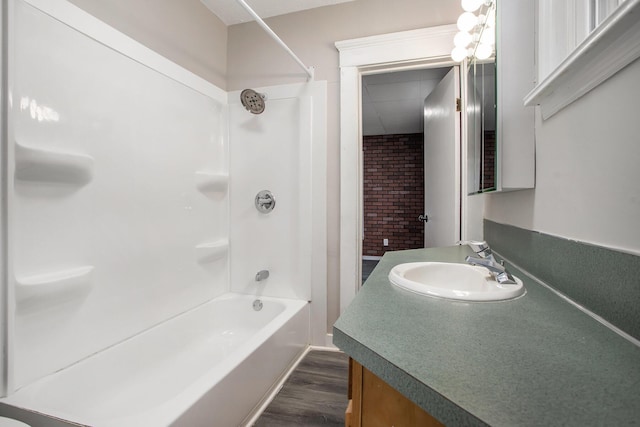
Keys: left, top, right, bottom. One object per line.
{"left": 363, "top": 133, "right": 424, "bottom": 257}
{"left": 482, "top": 130, "right": 496, "bottom": 190}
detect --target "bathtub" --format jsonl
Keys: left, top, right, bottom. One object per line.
{"left": 1, "top": 293, "right": 310, "bottom": 426}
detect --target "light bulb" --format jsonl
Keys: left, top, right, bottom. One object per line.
{"left": 461, "top": 0, "right": 483, "bottom": 12}
{"left": 480, "top": 27, "right": 495, "bottom": 45}
{"left": 485, "top": 8, "right": 496, "bottom": 28}
{"left": 454, "top": 31, "right": 472, "bottom": 48}
{"left": 475, "top": 43, "right": 493, "bottom": 60}
{"left": 457, "top": 12, "right": 478, "bottom": 32}
{"left": 451, "top": 46, "right": 469, "bottom": 62}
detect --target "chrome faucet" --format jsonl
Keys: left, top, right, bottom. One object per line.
{"left": 255, "top": 269, "right": 270, "bottom": 282}
{"left": 466, "top": 240, "right": 495, "bottom": 260}
{"left": 464, "top": 241, "right": 517, "bottom": 285}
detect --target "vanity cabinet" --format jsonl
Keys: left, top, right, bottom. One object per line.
{"left": 345, "top": 358, "right": 443, "bottom": 427}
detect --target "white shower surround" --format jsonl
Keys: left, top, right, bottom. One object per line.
{"left": 0, "top": 0, "right": 327, "bottom": 422}
{"left": 227, "top": 81, "right": 327, "bottom": 345}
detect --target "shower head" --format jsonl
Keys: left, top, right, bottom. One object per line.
{"left": 240, "top": 89, "right": 266, "bottom": 114}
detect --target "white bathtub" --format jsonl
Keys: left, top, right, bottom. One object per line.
{"left": 1, "top": 293, "right": 310, "bottom": 426}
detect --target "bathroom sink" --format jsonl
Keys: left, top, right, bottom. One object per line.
{"left": 388, "top": 262, "right": 525, "bottom": 302}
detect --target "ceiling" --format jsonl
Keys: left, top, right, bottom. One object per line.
{"left": 362, "top": 68, "right": 450, "bottom": 136}
{"left": 200, "top": 0, "right": 357, "bottom": 25}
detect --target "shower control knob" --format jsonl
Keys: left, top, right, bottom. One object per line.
{"left": 255, "top": 190, "right": 276, "bottom": 213}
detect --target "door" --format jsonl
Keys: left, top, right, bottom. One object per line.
{"left": 423, "top": 67, "right": 461, "bottom": 247}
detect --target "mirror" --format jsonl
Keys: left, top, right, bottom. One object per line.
{"left": 465, "top": 2, "right": 498, "bottom": 194}
{"left": 466, "top": 57, "right": 496, "bottom": 193}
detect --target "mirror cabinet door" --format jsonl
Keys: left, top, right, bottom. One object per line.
{"left": 467, "top": 58, "right": 496, "bottom": 194}
{"left": 464, "top": 0, "right": 536, "bottom": 193}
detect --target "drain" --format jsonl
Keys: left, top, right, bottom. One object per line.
{"left": 253, "top": 299, "right": 263, "bottom": 311}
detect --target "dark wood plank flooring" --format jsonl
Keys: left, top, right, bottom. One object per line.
{"left": 254, "top": 350, "right": 349, "bottom": 426}
{"left": 362, "top": 259, "right": 380, "bottom": 284}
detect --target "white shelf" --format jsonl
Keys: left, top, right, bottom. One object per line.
{"left": 195, "top": 171, "right": 228, "bottom": 196}
{"left": 14, "top": 142, "right": 94, "bottom": 185}
{"left": 16, "top": 265, "right": 94, "bottom": 308}
{"left": 195, "top": 239, "right": 229, "bottom": 263}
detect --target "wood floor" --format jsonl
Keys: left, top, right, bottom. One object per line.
{"left": 254, "top": 350, "right": 349, "bottom": 426}
{"left": 362, "top": 259, "right": 380, "bottom": 284}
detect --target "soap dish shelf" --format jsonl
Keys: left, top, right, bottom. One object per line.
{"left": 195, "top": 171, "right": 228, "bottom": 196}
{"left": 195, "top": 239, "right": 228, "bottom": 263}
{"left": 16, "top": 265, "right": 94, "bottom": 308}
{"left": 14, "top": 142, "right": 94, "bottom": 185}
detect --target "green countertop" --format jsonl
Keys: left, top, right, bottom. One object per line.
{"left": 333, "top": 246, "right": 640, "bottom": 426}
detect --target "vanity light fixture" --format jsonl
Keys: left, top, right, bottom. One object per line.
{"left": 451, "top": 0, "right": 495, "bottom": 62}
{"left": 461, "top": 0, "right": 484, "bottom": 12}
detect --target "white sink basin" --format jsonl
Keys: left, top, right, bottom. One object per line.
{"left": 388, "top": 262, "right": 525, "bottom": 302}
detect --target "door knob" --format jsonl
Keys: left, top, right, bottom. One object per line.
{"left": 418, "top": 214, "right": 429, "bottom": 223}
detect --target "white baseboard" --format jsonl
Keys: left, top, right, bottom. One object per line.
{"left": 362, "top": 255, "right": 382, "bottom": 261}
{"left": 320, "top": 333, "right": 338, "bottom": 350}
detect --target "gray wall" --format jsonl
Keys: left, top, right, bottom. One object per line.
{"left": 68, "top": 0, "right": 228, "bottom": 89}
{"left": 485, "top": 57, "right": 640, "bottom": 256}
{"left": 227, "top": 0, "right": 462, "bottom": 331}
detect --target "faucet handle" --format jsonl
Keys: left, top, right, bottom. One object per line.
{"left": 462, "top": 240, "right": 492, "bottom": 258}
{"left": 466, "top": 240, "right": 488, "bottom": 251}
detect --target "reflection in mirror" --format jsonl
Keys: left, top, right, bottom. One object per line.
{"left": 467, "top": 58, "right": 496, "bottom": 193}
{"left": 457, "top": 0, "right": 497, "bottom": 194}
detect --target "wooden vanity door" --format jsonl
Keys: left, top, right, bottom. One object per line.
{"left": 346, "top": 358, "right": 444, "bottom": 427}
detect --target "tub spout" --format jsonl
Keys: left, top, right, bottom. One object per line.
{"left": 255, "top": 270, "right": 270, "bottom": 281}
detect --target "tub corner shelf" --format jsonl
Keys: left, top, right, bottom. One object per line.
{"left": 16, "top": 265, "right": 94, "bottom": 308}
{"left": 195, "top": 239, "right": 229, "bottom": 263}
{"left": 195, "top": 171, "right": 228, "bottom": 196}
{"left": 15, "top": 142, "right": 94, "bottom": 185}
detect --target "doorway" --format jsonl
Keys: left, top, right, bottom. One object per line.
{"left": 336, "top": 24, "right": 484, "bottom": 312}
{"left": 361, "top": 66, "right": 454, "bottom": 283}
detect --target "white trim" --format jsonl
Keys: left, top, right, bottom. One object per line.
{"left": 525, "top": 0, "right": 640, "bottom": 119}
{"left": 336, "top": 26, "right": 457, "bottom": 314}
{"left": 335, "top": 25, "right": 457, "bottom": 67}
{"left": 323, "top": 334, "right": 338, "bottom": 349}
{"left": 338, "top": 66, "right": 361, "bottom": 315}
{"left": 308, "top": 81, "right": 328, "bottom": 347}
{"left": 362, "top": 255, "right": 382, "bottom": 261}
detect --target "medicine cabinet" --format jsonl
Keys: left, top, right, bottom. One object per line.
{"left": 466, "top": 0, "right": 536, "bottom": 194}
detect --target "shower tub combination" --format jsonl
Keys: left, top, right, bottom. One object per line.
{"left": 3, "top": 294, "right": 309, "bottom": 426}
{"left": 1, "top": 0, "right": 327, "bottom": 426}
